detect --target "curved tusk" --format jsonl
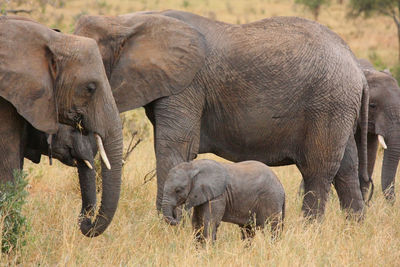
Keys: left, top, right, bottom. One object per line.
{"left": 83, "top": 160, "right": 93, "bottom": 170}
{"left": 378, "top": 135, "right": 387, "bottom": 149}
{"left": 95, "top": 134, "right": 111, "bottom": 170}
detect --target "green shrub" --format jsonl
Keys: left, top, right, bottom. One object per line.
{"left": 0, "top": 170, "right": 30, "bottom": 254}
{"left": 390, "top": 63, "right": 400, "bottom": 85}
{"left": 368, "top": 50, "right": 387, "bottom": 70}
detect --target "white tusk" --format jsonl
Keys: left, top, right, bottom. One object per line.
{"left": 83, "top": 160, "right": 93, "bottom": 170}
{"left": 378, "top": 135, "right": 387, "bottom": 149}
{"left": 95, "top": 134, "right": 111, "bottom": 170}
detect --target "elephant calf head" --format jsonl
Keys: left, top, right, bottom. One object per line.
{"left": 25, "top": 123, "right": 99, "bottom": 220}
{"left": 161, "top": 161, "right": 227, "bottom": 225}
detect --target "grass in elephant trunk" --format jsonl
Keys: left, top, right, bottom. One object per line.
{"left": 2, "top": 109, "right": 398, "bottom": 265}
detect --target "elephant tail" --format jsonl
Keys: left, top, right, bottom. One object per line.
{"left": 360, "top": 76, "right": 374, "bottom": 204}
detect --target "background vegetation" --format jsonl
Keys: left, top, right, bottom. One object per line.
{"left": 1, "top": 0, "right": 400, "bottom": 265}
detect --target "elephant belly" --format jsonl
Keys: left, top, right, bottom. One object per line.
{"left": 200, "top": 110, "right": 302, "bottom": 166}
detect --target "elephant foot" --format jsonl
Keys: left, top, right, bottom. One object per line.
{"left": 383, "top": 186, "right": 396, "bottom": 204}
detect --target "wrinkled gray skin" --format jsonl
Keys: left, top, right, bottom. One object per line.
{"left": 300, "top": 58, "right": 400, "bottom": 203}
{"left": 162, "top": 160, "right": 285, "bottom": 241}
{"left": 24, "top": 123, "right": 97, "bottom": 218}
{"left": 357, "top": 59, "right": 400, "bottom": 203}
{"left": 0, "top": 16, "right": 123, "bottom": 237}
{"left": 74, "top": 10, "right": 369, "bottom": 218}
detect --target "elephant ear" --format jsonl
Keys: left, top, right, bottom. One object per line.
{"left": 185, "top": 160, "right": 227, "bottom": 210}
{"left": 0, "top": 18, "right": 58, "bottom": 134}
{"left": 109, "top": 14, "right": 207, "bottom": 112}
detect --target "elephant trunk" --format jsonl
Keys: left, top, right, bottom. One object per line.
{"left": 381, "top": 133, "right": 400, "bottom": 202}
{"left": 162, "top": 197, "right": 179, "bottom": 226}
{"left": 80, "top": 124, "right": 123, "bottom": 237}
{"left": 77, "top": 160, "right": 97, "bottom": 217}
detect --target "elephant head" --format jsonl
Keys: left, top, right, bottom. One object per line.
{"left": 0, "top": 16, "right": 123, "bottom": 237}
{"left": 74, "top": 12, "right": 207, "bottom": 208}
{"left": 162, "top": 160, "right": 227, "bottom": 225}
{"left": 359, "top": 59, "right": 400, "bottom": 202}
{"left": 25, "top": 123, "right": 98, "bottom": 218}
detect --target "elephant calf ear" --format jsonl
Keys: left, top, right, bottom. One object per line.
{"left": 186, "top": 160, "right": 227, "bottom": 209}
{"left": 0, "top": 18, "right": 58, "bottom": 134}
{"left": 109, "top": 14, "right": 207, "bottom": 111}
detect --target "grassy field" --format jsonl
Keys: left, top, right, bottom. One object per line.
{"left": 2, "top": 0, "right": 400, "bottom": 265}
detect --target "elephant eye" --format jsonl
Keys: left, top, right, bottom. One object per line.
{"left": 369, "top": 103, "right": 377, "bottom": 109}
{"left": 175, "top": 187, "right": 183, "bottom": 193}
{"left": 86, "top": 82, "right": 97, "bottom": 94}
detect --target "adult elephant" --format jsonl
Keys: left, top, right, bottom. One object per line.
{"left": 25, "top": 123, "right": 98, "bottom": 219}
{"left": 74, "top": 10, "right": 369, "bottom": 218}
{"left": 357, "top": 59, "right": 400, "bottom": 202}
{"left": 0, "top": 16, "right": 123, "bottom": 237}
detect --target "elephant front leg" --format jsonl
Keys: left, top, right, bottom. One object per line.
{"left": 334, "top": 135, "right": 365, "bottom": 218}
{"left": 192, "top": 206, "right": 205, "bottom": 243}
{"left": 155, "top": 139, "right": 200, "bottom": 211}
{"left": 152, "top": 92, "right": 204, "bottom": 212}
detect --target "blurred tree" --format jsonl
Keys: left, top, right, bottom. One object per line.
{"left": 0, "top": 0, "right": 64, "bottom": 15}
{"left": 295, "top": 0, "right": 331, "bottom": 21}
{"left": 348, "top": 0, "right": 400, "bottom": 61}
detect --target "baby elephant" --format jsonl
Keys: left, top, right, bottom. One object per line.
{"left": 162, "top": 159, "right": 286, "bottom": 242}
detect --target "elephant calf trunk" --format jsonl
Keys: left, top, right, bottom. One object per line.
{"left": 162, "top": 200, "right": 179, "bottom": 226}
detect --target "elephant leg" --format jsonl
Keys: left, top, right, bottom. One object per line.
{"left": 192, "top": 206, "right": 205, "bottom": 243}
{"left": 200, "top": 203, "right": 220, "bottom": 243}
{"left": 77, "top": 160, "right": 97, "bottom": 217}
{"left": 152, "top": 91, "right": 204, "bottom": 211}
{"left": 0, "top": 98, "right": 26, "bottom": 182}
{"left": 192, "top": 199, "right": 224, "bottom": 243}
{"left": 154, "top": 130, "right": 201, "bottom": 211}
{"left": 207, "top": 197, "right": 225, "bottom": 242}
{"left": 269, "top": 213, "right": 283, "bottom": 240}
{"left": 301, "top": 174, "right": 332, "bottom": 219}
{"left": 297, "top": 118, "right": 353, "bottom": 219}
{"left": 333, "top": 135, "right": 364, "bottom": 217}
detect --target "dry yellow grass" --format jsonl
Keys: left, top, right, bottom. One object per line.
{"left": 2, "top": 0, "right": 400, "bottom": 265}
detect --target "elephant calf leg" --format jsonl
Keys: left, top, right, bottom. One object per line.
{"left": 269, "top": 213, "right": 283, "bottom": 240}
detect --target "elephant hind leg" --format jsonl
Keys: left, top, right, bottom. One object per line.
{"left": 269, "top": 212, "right": 284, "bottom": 240}
{"left": 333, "top": 135, "right": 365, "bottom": 219}
{"left": 297, "top": 112, "right": 357, "bottom": 218}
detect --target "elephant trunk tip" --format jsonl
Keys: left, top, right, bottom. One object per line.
{"left": 79, "top": 218, "right": 104, "bottom": 237}
{"left": 164, "top": 216, "right": 179, "bottom": 226}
